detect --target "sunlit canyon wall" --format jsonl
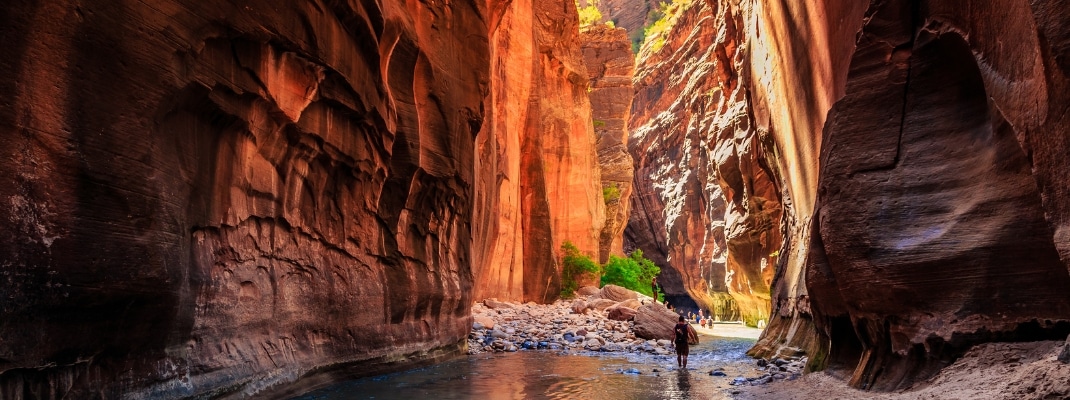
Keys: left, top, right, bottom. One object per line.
{"left": 0, "top": 0, "right": 602, "bottom": 397}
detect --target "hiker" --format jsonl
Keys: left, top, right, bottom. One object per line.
{"left": 674, "top": 315, "right": 697, "bottom": 369}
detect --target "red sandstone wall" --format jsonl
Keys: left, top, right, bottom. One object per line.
{"left": 472, "top": 0, "right": 605, "bottom": 303}
{"left": 0, "top": 0, "right": 606, "bottom": 396}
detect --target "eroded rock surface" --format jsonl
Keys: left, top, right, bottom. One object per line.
{"left": 0, "top": 0, "right": 603, "bottom": 397}
{"left": 473, "top": 0, "right": 606, "bottom": 302}
{"left": 581, "top": 24, "right": 636, "bottom": 263}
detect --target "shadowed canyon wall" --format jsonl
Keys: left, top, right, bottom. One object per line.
{"left": 0, "top": 0, "right": 601, "bottom": 397}
{"left": 629, "top": 0, "right": 1070, "bottom": 391}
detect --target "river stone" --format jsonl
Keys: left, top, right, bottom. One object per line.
{"left": 633, "top": 304, "right": 678, "bottom": 340}
{"left": 606, "top": 305, "right": 638, "bottom": 321}
{"left": 576, "top": 286, "right": 601, "bottom": 296}
{"left": 588, "top": 298, "right": 617, "bottom": 311}
{"left": 584, "top": 333, "right": 603, "bottom": 344}
{"left": 483, "top": 298, "right": 515, "bottom": 309}
{"left": 570, "top": 299, "right": 588, "bottom": 314}
{"left": 505, "top": 327, "right": 516, "bottom": 334}
{"left": 473, "top": 315, "right": 496, "bottom": 330}
{"left": 603, "top": 342, "right": 624, "bottom": 352}
{"left": 617, "top": 299, "right": 642, "bottom": 309}
{"left": 490, "top": 329, "right": 508, "bottom": 339}
{"left": 1060, "top": 334, "right": 1070, "bottom": 363}
{"left": 599, "top": 285, "right": 640, "bottom": 302}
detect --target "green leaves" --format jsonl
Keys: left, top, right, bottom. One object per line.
{"left": 560, "top": 241, "right": 601, "bottom": 298}
{"left": 600, "top": 249, "right": 661, "bottom": 296}
{"left": 559, "top": 243, "right": 662, "bottom": 299}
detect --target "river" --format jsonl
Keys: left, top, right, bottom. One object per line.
{"left": 294, "top": 327, "right": 763, "bottom": 399}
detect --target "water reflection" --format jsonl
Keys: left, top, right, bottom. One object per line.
{"left": 294, "top": 335, "right": 757, "bottom": 399}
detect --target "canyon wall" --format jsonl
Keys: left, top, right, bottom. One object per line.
{"left": 630, "top": 0, "right": 1070, "bottom": 391}
{"left": 580, "top": 25, "right": 635, "bottom": 263}
{"left": 0, "top": 0, "right": 601, "bottom": 397}
{"left": 805, "top": 0, "right": 1070, "bottom": 390}
{"left": 473, "top": 0, "right": 605, "bottom": 302}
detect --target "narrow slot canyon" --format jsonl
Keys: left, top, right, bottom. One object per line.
{"left": 2, "top": 0, "right": 1070, "bottom": 398}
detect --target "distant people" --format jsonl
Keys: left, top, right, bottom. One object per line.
{"left": 674, "top": 315, "right": 697, "bottom": 369}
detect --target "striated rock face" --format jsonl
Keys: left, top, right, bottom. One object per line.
{"left": 0, "top": 0, "right": 485, "bottom": 397}
{"left": 628, "top": 0, "right": 774, "bottom": 325}
{"left": 631, "top": 0, "right": 1070, "bottom": 391}
{"left": 473, "top": 0, "right": 606, "bottom": 302}
{"left": 806, "top": 0, "right": 1070, "bottom": 390}
{"left": 580, "top": 25, "right": 636, "bottom": 263}
{"left": 0, "top": 0, "right": 603, "bottom": 397}
{"left": 632, "top": 303, "right": 679, "bottom": 340}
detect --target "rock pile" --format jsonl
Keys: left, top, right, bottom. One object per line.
{"left": 467, "top": 285, "right": 680, "bottom": 355}
{"left": 728, "top": 355, "right": 807, "bottom": 386}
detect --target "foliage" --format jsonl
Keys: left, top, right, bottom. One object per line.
{"left": 600, "top": 249, "right": 660, "bottom": 296}
{"left": 641, "top": 0, "right": 693, "bottom": 53}
{"left": 576, "top": 0, "right": 603, "bottom": 28}
{"left": 593, "top": 119, "right": 607, "bottom": 128}
{"left": 560, "top": 241, "right": 601, "bottom": 298}
{"left": 629, "top": 29, "right": 646, "bottom": 54}
{"left": 602, "top": 183, "right": 621, "bottom": 203}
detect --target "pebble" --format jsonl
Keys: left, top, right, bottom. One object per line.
{"left": 710, "top": 370, "right": 727, "bottom": 376}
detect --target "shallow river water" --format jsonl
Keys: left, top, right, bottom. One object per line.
{"left": 294, "top": 333, "right": 759, "bottom": 399}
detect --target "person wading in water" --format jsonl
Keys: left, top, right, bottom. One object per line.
{"left": 674, "top": 315, "right": 697, "bottom": 369}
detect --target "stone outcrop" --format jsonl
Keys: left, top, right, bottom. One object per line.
{"left": 598, "top": 284, "right": 639, "bottom": 302}
{"left": 0, "top": 0, "right": 603, "bottom": 397}
{"left": 580, "top": 24, "right": 636, "bottom": 263}
{"left": 633, "top": 303, "right": 679, "bottom": 340}
{"left": 472, "top": 0, "right": 606, "bottom": 303}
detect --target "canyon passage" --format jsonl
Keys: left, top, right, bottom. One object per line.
{"left": 2, "top": 0, "right": 1070, "bottom": 398}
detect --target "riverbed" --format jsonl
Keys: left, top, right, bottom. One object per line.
{"left": 294, "top": 327, "right": 766, "bottom": 399}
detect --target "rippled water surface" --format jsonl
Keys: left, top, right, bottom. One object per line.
{"left": 294, "top": 334, "right": 758, "bottom": 399}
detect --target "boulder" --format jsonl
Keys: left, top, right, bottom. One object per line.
{"left": 473, "top": 315, "right": 496, "bottom": 330}
{"left": 588, "top": 298, "right": 618, "bottom": 311}
{"left": 617, "top": 299, "right": 642, "bottom": 310}
{"left": 1060, "top": 334, "right": 1070, "bottom": 364}
{"left": 606, "top": 305, "right": 638, "bottom": 321}
{"left": 599, "top": 284, "right": 639, "bottom": 302}
{"left": 570, "top": 299, "right": 588, "bottom": 314}
{"left": 576, "top": 286, "right": 602, "bottom": 297}
{"left": 633, "top": 304, "right": 679, "bottom": 340}
{"left": 483, "top": 299, "right": 516, "bottom": 310}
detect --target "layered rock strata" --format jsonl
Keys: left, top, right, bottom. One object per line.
{"left": 580, "top": 24, "right": 636, "bottom": 263}
{"left": 473, "top": 0, "right": 606, "bottom": 302}
{"left": 0, "top": 0, "right": 602, "bottom": 397}
{"left": 627, "top": 0, "right": 776, "bottom": 325}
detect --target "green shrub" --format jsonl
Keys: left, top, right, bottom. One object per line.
{"left": 641, "top": 0, "right": 693, "bottom": 53}
{"left": 600, "top": 249, "right": 660, "bottom": 296}
{"left": 593, "top": 119, "right": 607, "bottom": 128}
{"left": 560, "top": 241, "right": 600, "bottom": 298}
{"left": 602, "top": 183, "right": 621, "bottom": 203}
{"left": 576, "top": 0, "right": 603, "bottom": 28}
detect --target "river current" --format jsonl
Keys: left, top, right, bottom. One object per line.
{"left": 294, "top": 332, "right": 760, "bottom": 399}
